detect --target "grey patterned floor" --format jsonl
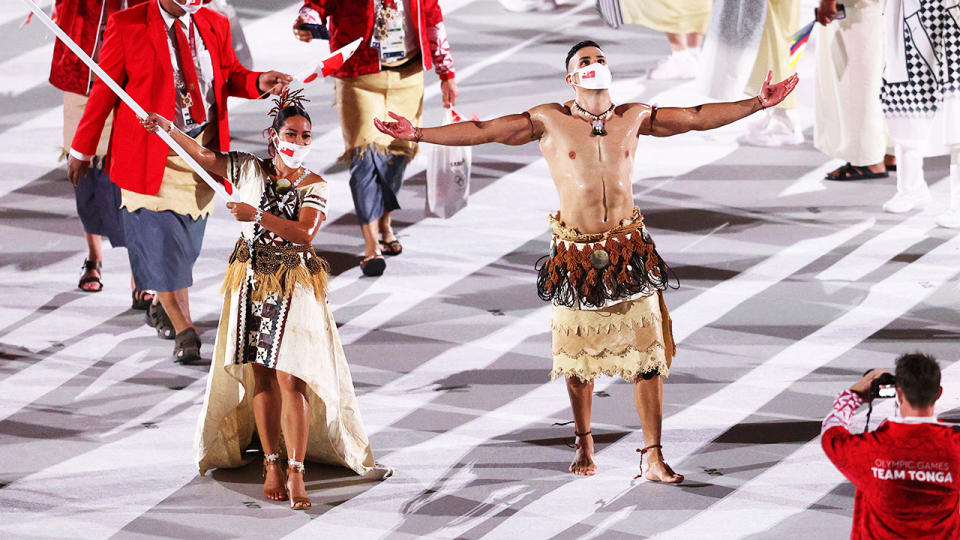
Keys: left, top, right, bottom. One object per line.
{"left": 1, "top": 1, "right": 959, "bottom": 539}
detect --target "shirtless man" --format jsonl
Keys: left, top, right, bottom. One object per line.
{"left": 375, "top": 40, "right": 798, "bottom": 481}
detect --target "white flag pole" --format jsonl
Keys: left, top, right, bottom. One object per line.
{"left": 20, "top": 0, "right": 237, "bottom": 202}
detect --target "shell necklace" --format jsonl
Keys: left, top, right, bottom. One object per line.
{"left": 573, "top": 102, "right": 615, "bottom": 136}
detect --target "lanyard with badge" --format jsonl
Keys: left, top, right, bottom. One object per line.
{"left": 371, "top": 0, "right": 407, "bottom": 63}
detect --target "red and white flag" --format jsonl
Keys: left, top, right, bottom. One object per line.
{"left": 298, "top": 38, "right": 362, "bottom": 84}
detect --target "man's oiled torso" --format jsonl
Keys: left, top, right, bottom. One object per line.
{"left": 533, "top": 102, "right": 650, "bottom": 234}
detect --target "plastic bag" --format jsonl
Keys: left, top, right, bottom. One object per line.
{"left": 425, "top": 109, "right": 472, "bottom": 219}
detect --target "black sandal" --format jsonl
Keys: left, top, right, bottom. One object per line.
{"left": 379, "top": 239, "right": 403, "bottom": 256}
{"left": 173, "top": 327, "right": 201, "bottom": 364}
{"left": 78, "top": 259, "right": 103, "bottom": 292}
{"left": 131, "top": 289, "right": 155, "bottom": 311}
{"left": 360, "top": 254, "right": 386, "bottom": 277}
{"left": 146, "top": 302, "right": 176, "bottom": 340}
{"left": 825, "top": 162, "right": 889, "bottom": 181}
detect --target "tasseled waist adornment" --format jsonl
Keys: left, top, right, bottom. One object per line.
{"left": 222, "top": 238, "right": 329, "bottom": 302}
{"left": 535, "top": 207, "right": 675, "bottom": 309}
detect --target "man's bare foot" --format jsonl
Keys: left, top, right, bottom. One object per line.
{"left": 263, "top": 458, "right": 287, "bottom": 501}
{"left": 641, "top": 447, "right": 683, "bottom": 483}
{"left": 645, "top": 459, "right": 684, "bottom": 483}
{"left": 569, "top": 431, "right": 597, "bottom": 476}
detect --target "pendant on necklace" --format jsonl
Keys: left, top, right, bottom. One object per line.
{"left": 592, "top": 119, "right": 607, "bottom": 136}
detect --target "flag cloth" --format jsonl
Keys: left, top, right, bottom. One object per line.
{"left": 789, "top": 20, "right": 815, "bottom": 68}
{"left": 300, "top": 38, "right": 362, "bottom": 84}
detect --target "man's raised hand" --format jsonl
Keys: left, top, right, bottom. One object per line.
{"left": 758, "top": 71, "right": 799, "bottom": 109}
{"left": 374, "top": 112, "right": 421, "bottom": 142}
{"left": 258, "top": 71, "right": 294, "bottom": 96}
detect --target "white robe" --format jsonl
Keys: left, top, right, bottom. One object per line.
{"left": 814, "top": 0, "right": 890, "bottom": 165}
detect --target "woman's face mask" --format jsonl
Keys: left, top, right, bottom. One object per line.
{"left": 273, "top": 134, "right": 312, "bottom": 169}
{"left": 566, "top": 62, "right": 613, "bottom": 90}
{"left": 175, "top": 0, "right": 203, "bottom": 14}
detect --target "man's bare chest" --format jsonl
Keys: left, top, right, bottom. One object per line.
{"left": 541, "top": 116, "right": 640, "bottom": 166}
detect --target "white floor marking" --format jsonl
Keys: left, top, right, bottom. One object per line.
{"left": 0, "top": 45, "right": 54, "bottom": 99}
{"left": 817, "top": 213, "right": 937, "bottom": 283}
{"left": 778, "top": 158, "right": 844, "bottom": 197}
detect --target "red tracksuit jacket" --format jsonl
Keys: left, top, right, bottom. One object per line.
{"left": 822, "top": 390, "right": 960, "bottom": 539}
{"left": 300, "top": 0, "right": 455, "bottom": 80}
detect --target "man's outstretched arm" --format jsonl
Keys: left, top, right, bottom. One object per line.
{"left": 374, "top": 111, "right": 541, "bottom": 146}
{"left": 640, "top": 71, "right": 799, "bottom": 137}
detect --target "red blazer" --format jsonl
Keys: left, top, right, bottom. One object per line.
{"left": 71, "top": 2, "right": 262, "bottom": 195}
{"left": 301, "top": 0, "right": 454, "bottom": 81}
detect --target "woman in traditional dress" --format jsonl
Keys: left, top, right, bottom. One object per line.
{"left": 142, "top": 91, "right": 385, "bottom": 510}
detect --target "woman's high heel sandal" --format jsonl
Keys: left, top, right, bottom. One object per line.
{"left": 286, "top": 459, "right": 312, "bottom": 510}
{"left": 262, "top": 453, "right": 287, "bottom": 501}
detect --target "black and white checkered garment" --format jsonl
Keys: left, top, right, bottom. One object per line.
{"left": 882, "top": 0, "right": 960, "bottom": 117}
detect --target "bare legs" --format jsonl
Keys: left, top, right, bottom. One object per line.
{"left": 665, "top": 32, "right": 703, "bottom": 52}
{"left": 360, "top": 221, "right": 381, "bottom": 259}
{"left": 564, "top": 375, "right": 682, "bottom": 482}
{"left": 252, "top": 365, "right": 312, "bottom": 508}
{"left": 253, "top": 364, "right": 285, "bottom": 500}
{"left": 633, "top": 376, "right": 683, "bottom": 483}
{"left": 379, "top": 212, "right": 397, "bottom": 244}
{"left": 360, "top": 211, "right": 398, "bottom": 259}
{"left": 157, "top": 288, "right": 193, "bottom": 334}
{"left": 565, "top": 377, "right": 596, "bottom": 476}
{"left": 278, "top": 370, "right": 311, "bottom": 508}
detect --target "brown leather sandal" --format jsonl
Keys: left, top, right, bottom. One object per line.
{"left": 286, "top": 459, "right": 312, "bottom": 510}
{"left": 173, "top": 328, "right": 201, "bottom": 364}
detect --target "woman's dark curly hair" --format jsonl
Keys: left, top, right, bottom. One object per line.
{"left": 264, "top": 88, "right": 312, "bottom": 158}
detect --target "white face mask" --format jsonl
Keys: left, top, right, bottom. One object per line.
{"left": 273, "top": 135, "right": 312, "bottom": 168}
{"left": 175, "top": 0, "right": 203, "bottom": 15}
{"left": 566, "top": 62, "right": 612, "bottom": 90}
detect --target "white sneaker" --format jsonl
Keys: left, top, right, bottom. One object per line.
{"left": 682, "top": 48, "right": 701, "bottom": 78}
{"left": 935, "top": 208, "right": 960, "bottom": 228}
{"left": 882, "top": 189, "right": 932, "bottom": 214}
{"left": 739, "top": 114, "right": 804, "bottom": 146}
{"left": 649, "top": 50, "right": 696, "bottom": 80}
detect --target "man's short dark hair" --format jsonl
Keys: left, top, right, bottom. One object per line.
{"left": 895, "top": 353, "right": 941, "bottom": 408}
{"left": 565, "top": 40, "right": 603, "bottom": 71}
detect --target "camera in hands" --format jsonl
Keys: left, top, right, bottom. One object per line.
{"left": 870, "top": 373, "right": 897, "bottom": 399}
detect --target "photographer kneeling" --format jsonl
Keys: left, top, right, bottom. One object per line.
{"left": 822, "top": 353, "right": 960, "bottom": 539}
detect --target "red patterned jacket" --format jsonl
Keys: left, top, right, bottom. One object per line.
{"left": 48, "top": 0, "right": 148, "bottom": 95}
{"left": 822, "top": 390, "right": 960, "bottom": 539}
{"left": 299, "top": 0, "right": 454, "bottom": 80}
